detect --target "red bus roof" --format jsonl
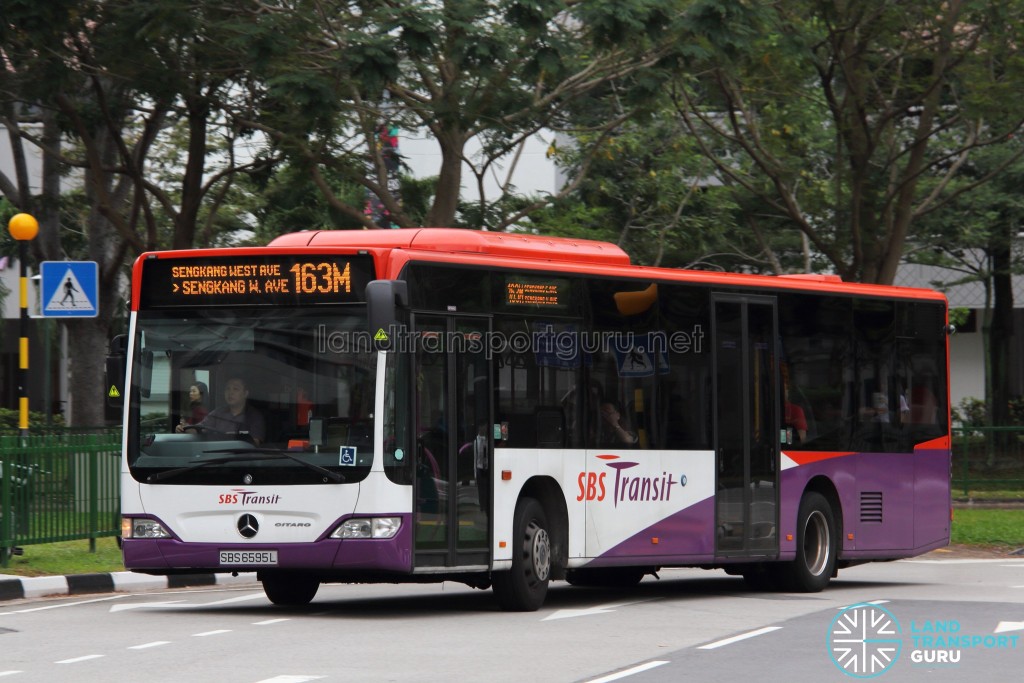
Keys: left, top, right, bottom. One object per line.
{"left": 133, "top": 228, "right": 946, "bottom": 308}
{"left": 267, "top": 228, "right": 631, "bottom": 267}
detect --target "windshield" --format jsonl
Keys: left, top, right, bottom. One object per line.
{"left": 128, "top": 307, "right": 377, "bottom": 485}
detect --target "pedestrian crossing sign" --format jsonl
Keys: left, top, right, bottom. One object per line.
{"left": 40, "top": 261, "right": 99, "bottom": 317}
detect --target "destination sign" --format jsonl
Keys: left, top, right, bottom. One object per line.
{"left": 504, "top": 274, "right": 569, "bottom": 310}
{"left": 140, "top": 255, "right": 376, "bottom": 308}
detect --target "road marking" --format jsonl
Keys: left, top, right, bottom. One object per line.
{"left": 253, "top": 677, "right": 326, "bottom": 683}
{"left": 56, "top": 655, "right": 104, "bottom": 664}
{"left": 193, "top": 629, "right": 232, "bottom": 637}
{"left": 110, "top": 600, "right": 187, "bottom": 613}
{"left": 128, "top": 641, "right": 172, "bottom": 650}
{"left": 205, "top": 593, "right": 267, "bottom": 606}
{"left": 906, "top": 559, "right": 1024, "bottom": 565}
{"left": 837, "top": 599, "right": 888, "bottom": 610}
{"left": 543, "top": 600, "right": 650, "bottom": 621}
{"left": 254, "top": 618, "right": 291, "bottom": 626}
{"left": 698, "top": 626, "right": 782, "bottom": 650}
{"left": 1, "top": 595, "right": 124, "bottom": 616}
{"left": 583, "top": 661, "right": 669, "bottom": 683}
{"left": 995, "top": 621, "right": 1024, "bottom": 634}
{"left": 0, "top": 672, "right": 23, "bottom": 678}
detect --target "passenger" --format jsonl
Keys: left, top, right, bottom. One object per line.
{"left": 599, "top": 400, "right": 638, "bottom": 447}
{"left": 176, "top": 376, "right": 265, "bottom": 444}
{"left": 181, "top": 381, "right": 209, "bottom": 426}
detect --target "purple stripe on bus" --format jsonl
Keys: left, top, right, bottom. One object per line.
{"left": 590, "top": 448, "right": 950, "bottom": 564}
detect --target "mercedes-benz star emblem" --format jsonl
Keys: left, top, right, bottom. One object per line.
{"left": 237, "top": 513, "right": 259, "bottom": 539}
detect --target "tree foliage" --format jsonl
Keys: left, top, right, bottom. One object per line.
{"left": 667, "top": 0, "right": 1024, "bottom": 283}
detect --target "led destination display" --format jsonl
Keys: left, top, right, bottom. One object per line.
{"left": 140, "top": 254, "right": 375, "bottom": 307}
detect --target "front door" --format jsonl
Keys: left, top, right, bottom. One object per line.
{"left": 412, "top": 314, "right": 491, "bottom": 568}
{"left": 713, "top": 295, "right": 779, "bottom": 557}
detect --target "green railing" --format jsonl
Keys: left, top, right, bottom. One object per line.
{"left": 952, "top": 426, "right": 1024, "bottom": 499}
{"left": 0, "top": 431, "right": 121, "bottom": 566}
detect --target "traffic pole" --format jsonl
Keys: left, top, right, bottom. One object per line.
{"left": 7, "top": 213, "right": 38, "bottom": 438}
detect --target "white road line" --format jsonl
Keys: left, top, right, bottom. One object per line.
{"left": 55, "top": 655, "right": 105, "bottom": 664}
{"left": 253, "top": 618, "right": 291, "bottom": 626}
{"left": 837, "top": 599, "right": 889, "bottom": 610}
{"left": 582, "top": 661, "right": 669, "bottom": 683}
{"left": 252, "top": 677, "right": 326, "bottom": 683}
{"left": 192, "top": 629, "right": 232, "bottom": 637}
{"left": 698, "top": 626, "right": 782, "bottom": 650}
{"left": 205, "top": 593, "right": 267, "bottom": 606}
{"left": 0, "top": 672, "right": 23, "bottom": 678}
{"left": 1, "top": 595, "right": 125, "bottom": 616}
{"left": 128, "top": 641, "right": 172, "bottom": 650}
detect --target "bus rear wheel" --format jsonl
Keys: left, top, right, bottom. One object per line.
{"left": 261, "top": 573, "right": 320, "bottom": 606}
{"left": 493, "top": 497, "right": 550, "bottom": 612}
{"left": 788, "top": 492, "right": 837, "bottom": 592}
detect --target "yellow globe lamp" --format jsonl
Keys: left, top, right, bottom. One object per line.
{"left": 8, "top": 212, "right": 39, "bottom": 241}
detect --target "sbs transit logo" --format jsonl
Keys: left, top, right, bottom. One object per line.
{"left": 575, "top": 454, "right": 687, "bottom": 507}
{"left": 217, "top": 489, "right": 282, "bottom": 505}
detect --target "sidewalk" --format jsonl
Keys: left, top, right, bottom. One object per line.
{"left": 0, "top": 571, "right": 256, "bottom": 602}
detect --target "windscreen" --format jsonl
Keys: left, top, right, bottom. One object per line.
{"left": 127, "top": 307, "right": 377, "bottom": 485}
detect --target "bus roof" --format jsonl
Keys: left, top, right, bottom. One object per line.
{"left": 268, "top": 228, "right": 632, "bottom": 267}
{"left": 137, "top": 228, "right": 945, "bottom": 306}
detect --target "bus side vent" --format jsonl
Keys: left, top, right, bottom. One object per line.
{"left": 860, "top": 491, "right": 884, "bottom": 523}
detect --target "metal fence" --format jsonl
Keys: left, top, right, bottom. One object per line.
{"left": 952, "top": 426, "right": 1024, "bottom": 498}
{"left": 0, "top": 431, "right": 121, "bottom": 566}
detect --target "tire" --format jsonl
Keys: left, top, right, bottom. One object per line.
{"left": 788, "top": 491, "right": 837, "bottom": 592}
{"left": 261, "top": 573, "right": 320, "bottom": 606}
{"left": 493, "top": 497, "right": 551, "bottom": 611}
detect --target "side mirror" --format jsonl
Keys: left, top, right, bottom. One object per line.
{"left": 366, "top": 280, "right": 408, "bottom": 351}
{"left": 106, "top": 334, "right": 128, "bottom": 407}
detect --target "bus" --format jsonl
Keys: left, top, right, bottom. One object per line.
{"left": 113, "top": 228, "right": 951, "bottom": 611}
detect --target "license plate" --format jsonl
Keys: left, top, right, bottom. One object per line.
{"left": 219, "top": 550, "right": 278, "bottom": 566}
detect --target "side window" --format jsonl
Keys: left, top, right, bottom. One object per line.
{"left": 658, "top": 285, "right": 712, "bottom": 450}
{"left": 493, "top": 318, "right": 578, "bottom": 448}
{"left": 585, "top": 280, "right": 664, "bottom": 450}
{"left": 779, "top": 294, "right": 852, "bottom": 451}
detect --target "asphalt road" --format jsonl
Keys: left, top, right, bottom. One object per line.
{"left": 0, "top": 548, "right": 1021, "bottom": 682}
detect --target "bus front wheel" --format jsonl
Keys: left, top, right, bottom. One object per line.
{"left": 788, "top": 492, "right": 837, "bottom": 592}
{"left": 493, "top": 497, "right": 550, "bottom": 612}
{"left": 261, "top": 573, "right": 319, "bottom": 606}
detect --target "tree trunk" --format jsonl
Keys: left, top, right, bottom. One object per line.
{"left": 64, "top": 317, "right": 113, "bottom": 427}
{"left": 989, "top": 237, "right": 1014, "bottom": 430}
{"left": 425, "top": 129, "right": 465, "bottom": 227}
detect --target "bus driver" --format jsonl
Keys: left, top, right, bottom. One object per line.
{"left": 176, "top": 376, "right": 266, "bottom": 445}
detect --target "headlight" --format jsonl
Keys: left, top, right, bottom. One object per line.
{"left": 122, "top": 517, "right": 171, "bottom": 539}
{"left": 330, "top": 517, "right": 401, "bottom": 539}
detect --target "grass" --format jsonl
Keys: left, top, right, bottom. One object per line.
{"left": 1, "top": 537, "right": 124, "bottom": 577}
{"left": 2, "top": 509, "right": 1022, "bottom": 578}
{"left": 950, "top": 508, "right": 1024, "bottom": 548}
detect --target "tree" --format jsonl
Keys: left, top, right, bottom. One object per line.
{"left": 227, "top": 0, "right": 684, "bottom": 233}
{"left": 910, "top": 139, "right": 1024, "bottom": 429}
{"left": 0, "top": 0, "right": 269, "bottom": 425}
{"left": 670, "top": 0, "right": 1024, "bottom": 284}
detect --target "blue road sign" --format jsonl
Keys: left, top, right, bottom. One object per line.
{"left": 40, "top": 261, "right": 99, "bottom": 317}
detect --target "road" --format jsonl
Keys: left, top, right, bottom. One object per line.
{"left": 1, "top": 550, "right": 1022, "bottom": 682}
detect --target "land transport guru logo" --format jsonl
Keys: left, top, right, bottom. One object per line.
{"left": 828, "top": 603, "right": 902, "bottom": 678}
{"left": 827, "top": 602, "right": 1021, "bottom": 677}
{"left": 576, "top": 454, "right": 687, "bottom": 506}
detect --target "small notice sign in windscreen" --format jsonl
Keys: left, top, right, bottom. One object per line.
{"left": 139, "top": 254, "right": 376, "bottom": 307}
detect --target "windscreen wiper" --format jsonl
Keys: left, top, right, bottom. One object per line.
{"left": 147, "top": 449, "right": 345, "bottom": 483}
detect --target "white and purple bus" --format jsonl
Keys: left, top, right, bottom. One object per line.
{"left": 115, "top": 229, "right": 951, "bottom": 611}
